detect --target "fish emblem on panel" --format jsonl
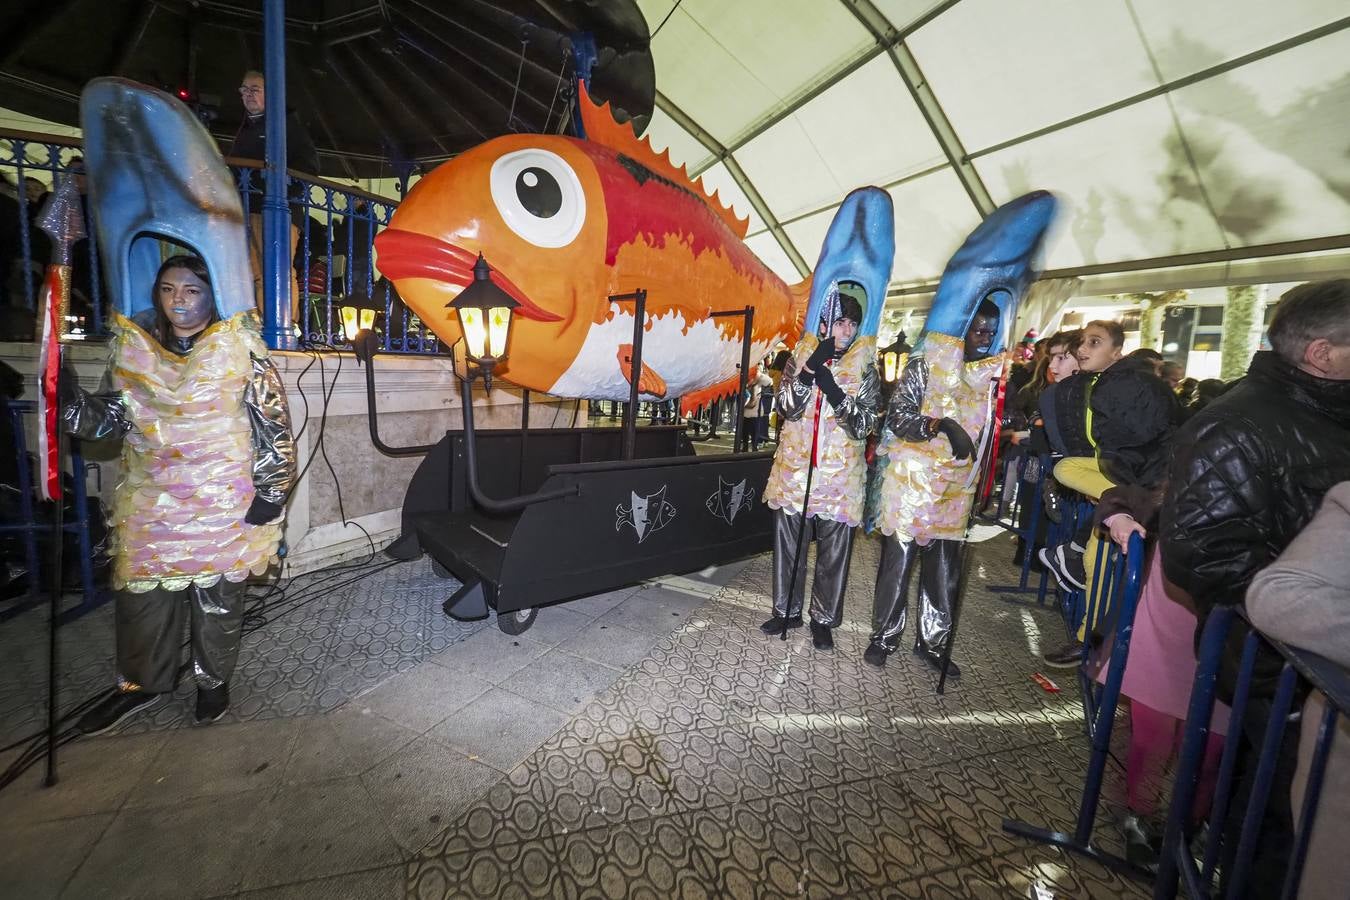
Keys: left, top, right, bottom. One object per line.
{"left": 706, "top": 476, "right": 754, "bottom": 526}
{"left": 616, "top": 486, "right": 676, "bottom": 543}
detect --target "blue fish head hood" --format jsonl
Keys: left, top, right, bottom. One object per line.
{"left": 803, "top": 186, "right": 895, "bottom": 342}
{"left": 80, "top": 78, "right": 255, "bottom": 321}
{"left": 922, "top": 190, "right": 1058, "bottom": 353}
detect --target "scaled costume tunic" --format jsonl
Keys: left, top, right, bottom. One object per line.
{"left": 870, "top": 334, "right": 1004, "bottom": 652}
{"left": 763, "top": 334, "right": 880, "bottom": 625}
{"left": 64, "top": 311, "right": 295, "bottom": 690}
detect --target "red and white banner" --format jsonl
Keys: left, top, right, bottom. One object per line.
{"left": 36, "top": 266, "right": 64, "bottom": 502}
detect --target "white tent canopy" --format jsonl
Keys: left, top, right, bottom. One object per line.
{"left": 635, "top": 0, "right": 1350, "bottom": 304}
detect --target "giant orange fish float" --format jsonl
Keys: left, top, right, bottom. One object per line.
{"left": 374, "top": 83, "right": 813, "bottom": 405}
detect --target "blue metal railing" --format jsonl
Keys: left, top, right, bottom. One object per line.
{"left": 0, "top": 400, "right": 108, "bottom": 623}
{"left": 1002, "top": 529, "right": 1150, "bottom": 879}
{"left": 1154, "top": 606, "right": 1348, "bottom": 899}
{"left": 2, "top": 128, "right": 438, "bottom": 355}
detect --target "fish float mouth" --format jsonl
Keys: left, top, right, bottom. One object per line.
{"left": 373, "top": 229, "right": 564, "bottom": 323}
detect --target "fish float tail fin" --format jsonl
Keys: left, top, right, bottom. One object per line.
{"left": 679, "top": 369, "right": 758, "bottom": 419}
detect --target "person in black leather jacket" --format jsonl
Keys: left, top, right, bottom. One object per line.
{"left": 1160, "top": 279, "right": 1350, "bottom": 899}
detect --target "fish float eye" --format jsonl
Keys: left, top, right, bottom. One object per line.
{"left": 489, "top": 149, "right": 585, "bottom": 249}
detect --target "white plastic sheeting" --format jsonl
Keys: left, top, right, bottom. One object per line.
{"left": 635, "top": 0, "right": 1350, "bottom": 294}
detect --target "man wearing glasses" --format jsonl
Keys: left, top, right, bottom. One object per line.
{"left": 230, "top": 70, "right": 319, "bottom": 321}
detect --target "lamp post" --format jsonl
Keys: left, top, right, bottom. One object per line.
{"left": 447, "top": 254, "right": 519, "bottom": 391}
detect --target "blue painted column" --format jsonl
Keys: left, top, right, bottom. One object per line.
{"left": 261, "top": 0, "right": 295, "bottom": 349}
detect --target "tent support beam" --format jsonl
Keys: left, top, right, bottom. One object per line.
{"left": 887, "top": 233, "right": 1350, "bottom": 298}
{"left": 840, "top": 0, "right": 995, "bottom": 218}
{"left": 656, "top": 92, "right": 811, "bottom": 279}
{"left": 688, "top": 0, "right": 964, "bottom": 178}
{"left": 969, "top": 13, "right": 1350, "bottom": 160}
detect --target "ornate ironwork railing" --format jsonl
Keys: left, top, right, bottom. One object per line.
{"left": 1, "top": 127, "right": 437, "bottom": 354}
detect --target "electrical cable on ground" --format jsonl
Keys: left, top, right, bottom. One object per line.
{"left": 0, "top": 335, "right": 393, "bottom": 794}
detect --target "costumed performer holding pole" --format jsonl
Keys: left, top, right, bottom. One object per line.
{"left": 63, "top": 79, "right": 296, "bottom": 733}
{"left": 864, "top": 191, "right": 1058, "bottom": 679}
{"left": 761, "top": 187, "right": 893, "bottom": 651}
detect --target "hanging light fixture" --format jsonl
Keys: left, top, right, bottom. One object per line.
{"left": 447, "top": 254, "right": 519, "bottom": 388}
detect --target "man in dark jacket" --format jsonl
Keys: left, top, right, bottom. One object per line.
{"left": 1161, "top": 279, "right": 1350, "bottom": 898}
{"left": 231, "top": 69, "right": 319, "bottom": 321}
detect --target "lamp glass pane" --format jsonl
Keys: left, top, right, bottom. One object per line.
{"left": 488, "top": 307, "right": 512, "bottom": 359}
{"left": 459, "top": 307, "right": 488, "bottom": 360}
{"left": 340, "top": 306, "right": 358, "bottom": 341}
{"left": 359, "top": 308, "right": 375, "bottom": 331}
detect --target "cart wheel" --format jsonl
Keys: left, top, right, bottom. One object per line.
{"left": 497, "top": 607, "right": 537, "bottom": 635}
{"left": 431, "top": 559, "right": 454, "bottom": 579}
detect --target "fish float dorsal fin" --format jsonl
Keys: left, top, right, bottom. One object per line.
{"left": 578, "top": 81, "right": 750, "bottom": 240}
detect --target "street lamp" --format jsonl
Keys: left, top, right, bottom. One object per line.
{"left": 340, "top": 305, "right": 375, "bottom": 343}
{"left": 448, "top": 254, "right": 518, "bottom": 390}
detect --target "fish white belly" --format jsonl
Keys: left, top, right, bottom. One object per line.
{"left": 547, "top": 310, "right": 780, "bottom": 401}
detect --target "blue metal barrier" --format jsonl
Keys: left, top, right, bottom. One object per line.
{"left": 0, "top": 400, "right": 108, "bottom": 623}
{"left": 3, "top": 128, "right": 440, "bottom": 355}
{"left": 988, "top": 452, "right": 1055, "bottom": 602}
{"left": 1003, "top": 531, "right": 1149, "bottom": 879}
{"left": 1154, "top": 606, "right": 1348, "bottom": 899}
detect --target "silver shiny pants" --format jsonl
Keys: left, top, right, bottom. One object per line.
{"left": 772, "top": 509, "right": 854, "bottom": 627}
{"left": 115, "top": 581, "right": 246, "bottom": 692}
{"left": 870, "top": 537, "right": 962, "bottom": 653}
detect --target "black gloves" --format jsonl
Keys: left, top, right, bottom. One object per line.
{"left": 804, "top": 338, "right": 834, "bottom": 373}
{"left": 815, "top": 365, "right": 845, "bottom": 407}
{"left": 798, "top": 338, "right": 835, "bottom": 388}
{"left": 244, "top": 497, "right": 284, "bottom": 525}
{"left": 937, "top": 418, "right": 975, "bottom": 461}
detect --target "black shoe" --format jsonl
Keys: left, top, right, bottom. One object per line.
{"left": 194, "top": 684, "right": 229, "bottom": 726}
{"left": 1039, "top": 543, "right": 1088, "bottom": 592}
{"left": 760, "top": 615, "right": 803, "bottom": 636}
{"left": 916, "top": 647, "right": 960, "bottom": 679}
{"left": 76, "top": 690, "right": 164, "bottom": 736}
{"left": 1122, "top": 813, "right": 1161, "bottom": 873}
{"left": 1042, "top": 640, "right": 1084, "bottom": 669}
{"left": 810, "top": 623, "right": 834, "bottom": 651}
{"left": 1044, "top": 485, "right": 1063, "bottom": 524}
{"left": 863, "top": 642, "right": 889, "bottom": 667}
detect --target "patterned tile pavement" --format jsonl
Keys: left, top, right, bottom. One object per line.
{"left": 0, "top": 525, "right": 1155, "bottom": 898}
{"left": 405, "top": 532, "right": 1151, "bottom": 900}
{"left": 0, "top": 553, "right": 486, "bottom": 747}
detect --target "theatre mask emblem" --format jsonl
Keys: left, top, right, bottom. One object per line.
{"left": 616, "top": 486, "right": 677, "bottom": 543}
{"left": 706, "top": 476, "right": 754, "bottom": 526}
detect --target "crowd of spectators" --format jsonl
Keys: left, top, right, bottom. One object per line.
{"left": 1002, "top": 280, "right": 1350, "bottom": 897}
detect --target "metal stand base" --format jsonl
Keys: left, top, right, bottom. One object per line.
{"left": 443, "top": 580, "right": 490, "bottom": 621}
{"left": 1001, "top": 818, "right": 1156, "bottom": 883}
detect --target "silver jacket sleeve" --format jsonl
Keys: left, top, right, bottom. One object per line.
{"left": 243, "top": 354, "right": 296, "bottom": 507}
{"left": 775, "top": 353, "right": 814, "bottom": 422}
{"left": 61, "top": 368, "right": 133, "bottom": 442}
{"left": 830, "top": 361, "right": 880, "bottom": 442}
{"left": 884, "top": 356, "right": 941, "bottom": 442}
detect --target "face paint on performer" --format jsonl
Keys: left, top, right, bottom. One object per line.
{"left": 964, "top": 301, "right": 1000, "bottom": 362}
{"left": 157, "top": 266, "right": 215, "bottom": 338}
